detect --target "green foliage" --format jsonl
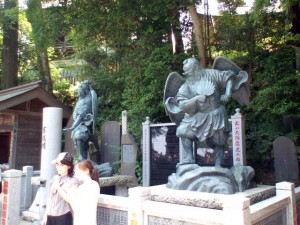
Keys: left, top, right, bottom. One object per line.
{"left": 51, "top": 64, "right": 77, "bottom": 107}
{"left": 9, "top": 0, "right": 300, "bottom": 185}
{"left": 122, "top": 46, "right": 185, "bottom": 143}
{"left": 26, "top": 0, "right": 67, "bottom": 50}
{"left": 217, "top": 0, "right": 246, "bottom": 13}
{"left": 251, "top": 46, "right": 300, "bottom": 116}
{"left": 135, "top": 159, "right": 143, "bottom": 184}
{"left": 214, "top": 5, "right": 300, "bottom": 183}
{"left": 64, "top": 0, "right": 186, "bottom": 147}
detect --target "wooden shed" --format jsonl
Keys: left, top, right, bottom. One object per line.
{"left": 0, "top": 81, "right": 72, "bottom": 170}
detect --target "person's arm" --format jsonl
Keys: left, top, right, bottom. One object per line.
{"left": 42, "top": 176, "right": 56, "bottom": 225}
{"left": 54, "top": 181, "right": 78, "bottom": 204}
{"left": 63, "top": 115, "right": 83, "bottom": 132}
{"left": 178, "top": 95, "right": 206, "bottom": 114}
{"left": 221, "top": 78, "right": 233, "bottom": 102}
{"left": 56, "top": 187, "right": 71, "bottom": 203}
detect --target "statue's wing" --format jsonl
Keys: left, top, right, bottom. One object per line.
{"left": 213, "top": 56, "right": 241, "bottom": 75}
{"left": 163, "top": 72, "right": 185, "bottom": 125}
{"left": 90, "top": 89, "right": 98, "bottom": 134}
{"left": 213, "top": 56, "right": 250, "bottom": 105}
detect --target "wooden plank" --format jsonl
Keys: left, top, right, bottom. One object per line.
{"left": 0, "top": 113, "right": 13, "bottom": 126}
{"left": 0, "top": 125, "right": 13, "bottom": 131}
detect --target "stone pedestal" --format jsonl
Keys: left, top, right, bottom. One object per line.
{"left": 99, "top": 175, "right": 133, "bottom": 197}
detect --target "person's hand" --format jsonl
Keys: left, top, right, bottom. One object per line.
{"left": 221, "top": 95, "right": 231, "bottom": 102}
{"left": 197, "top": 95, "right": 206, "bottom": 102}
{"left": 63, "top": 127, "right": 71, "bottom": 132}
{"left": 52, "top": 178, "right": 62, "bottom": 191}
{"left": 42, "top": 218, "right": 47, "bottom": 225}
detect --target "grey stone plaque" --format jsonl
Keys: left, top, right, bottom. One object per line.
{"left": 122, "top": 145, "right": 134, "bottom": 163}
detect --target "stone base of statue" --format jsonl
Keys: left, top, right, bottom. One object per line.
{"left": 150, "top": 183, "right": 275, "bottom": 210}
{"left": 166, "top": 163, "right": 255, "bottom": 194}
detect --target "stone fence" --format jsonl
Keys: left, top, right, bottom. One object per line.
{"left": 1, "top": 168, "right": 299, "bottom": 225}
{"left": 98, "top": 182, "right": 296, "bottom": 225}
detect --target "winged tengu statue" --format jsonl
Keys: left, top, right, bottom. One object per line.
{"left": 164, "top": 57, "right": 250, "bottom": 167}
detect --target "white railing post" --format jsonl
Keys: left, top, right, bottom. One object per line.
{"left": 223, "top": 196, "right": 251, "bottom": 225}
{"left": 128, "top": 186, "right": 150, "bottom": 225}
{"left": 276, "top": 182, "right": 297, "bottom": 225}
{"left": 22, "top": 166, "right": 34, "bottom": 210}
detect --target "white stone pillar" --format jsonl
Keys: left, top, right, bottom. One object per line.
{"left": 142, "top": 117, "right": 151, "bottom": 187}
{"left": 128, "top": 186, "right": 150, "bottom": 225}
{"left": 276, "top": 182, "right": 297, "bottom": 225}
{"left": 22, "top": 166, "right": 34, "bottom": 210}
{"left": 223, "top": 196, "right": 251, "bottom": 225}
{"left": 122, "top": 110, "right": 128, "bottom": 135}
{"left": 1, "top": 169, "right": 23, "bottom": 225}
{"left": 39, "top": 107, "right": 63, "bottom": 219}
{"left": 231, "top": 108, "right": 246, "bottom": 165}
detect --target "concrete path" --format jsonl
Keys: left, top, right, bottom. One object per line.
{"left": 19, "top": 218, "right": 34, "bottom": 225}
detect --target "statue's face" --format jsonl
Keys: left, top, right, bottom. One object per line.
{"left": 183, "top": 59, "right": 196, "bottom": 76}
{"left": 77, "top": 84, "right": 89, "bottom": 97}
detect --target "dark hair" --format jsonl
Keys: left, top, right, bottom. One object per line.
{"left": 77, "top": 160, "right": 99, "bottom": 182}
{"left": 61, "top": 154, "right": 74, "bottom": 177}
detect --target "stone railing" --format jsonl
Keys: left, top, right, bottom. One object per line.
{"left": 98, "top": 182, "right": 296, "bottom": 225}
{"left": 1, "top": 168, "right": 298, "bottom": 225}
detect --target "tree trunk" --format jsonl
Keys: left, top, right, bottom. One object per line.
{"left": 38, "top": 49, "right": 53, "bottom": 93}
{"left": 188, "top": 4, "right": 206, "bottom": 68}
{"left": 2, "top": 0, "right": 18, "bottom": 89}
{"left": 171, "top": 9, "right": 184, "bottom": 55}
{"left": 297, "top": 47, "right": 300, "bottom": 87}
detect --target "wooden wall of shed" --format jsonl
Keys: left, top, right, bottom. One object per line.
{"left": 14, "top": 113, "right": 42, "bottom": 170}
{"left": 0, "top": 113, "right": 14, "bottom": 166}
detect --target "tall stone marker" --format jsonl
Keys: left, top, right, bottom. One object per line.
{"left": 40, "top": 107, "right": 62, "bottom": 220}
{"left": 121, "top": 110, "right": 138, "bottom": 187}
{"left": 274, "top": 136, "right": 299, "bottom": 183}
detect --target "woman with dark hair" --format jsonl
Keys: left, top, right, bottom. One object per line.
{"left": 55, "top": 159, "right": 100, "bottom": 225}
{"left": 42, "top": 152, "right": 78, "bottom": 225}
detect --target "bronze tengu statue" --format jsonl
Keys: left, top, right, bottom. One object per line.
{"left": 164, "top": 57, "right": 255, "bottom": 194}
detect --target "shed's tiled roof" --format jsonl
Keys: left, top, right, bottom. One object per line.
{"left": 0, "top": 81, "right": 71, "bottom": 118}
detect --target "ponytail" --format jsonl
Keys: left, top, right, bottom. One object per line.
{"left": 77, "top": 160, "right": 100, "bottom": 184}
{"left": 90, "top": 166, "right": 100, "bottom": 182}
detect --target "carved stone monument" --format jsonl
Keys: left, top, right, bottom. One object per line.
{"left": 274, "top": 136, "right": 299, "bottom": 183}
{"left": 100, "top": 121, "right": 121, "bottom": 172}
